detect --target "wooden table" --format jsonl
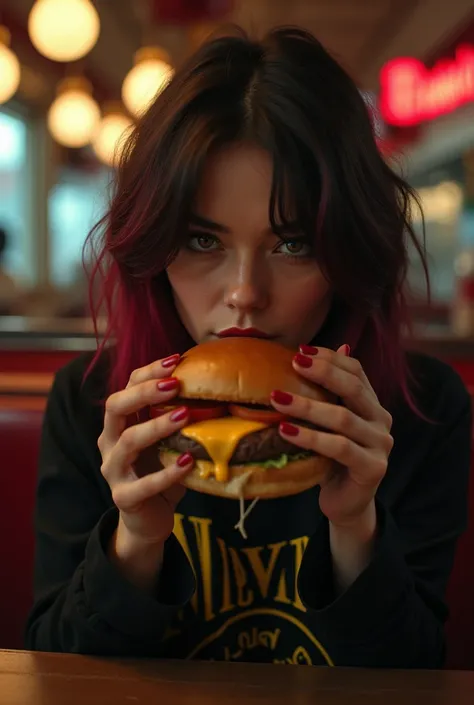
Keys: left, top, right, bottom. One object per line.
{"left": 1, "top": 650, "right": 474, "bottom": 705}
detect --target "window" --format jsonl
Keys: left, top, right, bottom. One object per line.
{"left": 408, "top": 160, "right": 465, "bottom": 303}
{"left": 48, "top": 165, "right": 112, "bottom": 286}
{"left": 0, "top": 108, "right": 33, "bottom": 283}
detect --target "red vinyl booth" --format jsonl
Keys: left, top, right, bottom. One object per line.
{"left": 0, "top": 403, "right": 43, "bottom": 650}
{"left": 445, "top": 458, "right": 474, "bottom": 669}
{"left": 0, "top": 399, "right": 473, "bottom": 667}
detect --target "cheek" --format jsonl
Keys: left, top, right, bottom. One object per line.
{"left": 277, "top": 271, "right": 331, "bottom": 319}
{"left": 167, "top": 257, "right": 221, "bottom": 321}
{"left": 168, "top": 270, "right": 204, "bottom": 310}
{"left": 167, "top": 252, "right": 226, "bottom": 301}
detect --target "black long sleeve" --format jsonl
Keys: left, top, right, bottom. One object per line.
{"left": 297, "top": 362, "right": 472, "bottom": 668}
{"left": 25, "top": 351, "right": 472, "bottom": 666}
{"left": 25, "top": 361, "right": 195, "bottom": 655}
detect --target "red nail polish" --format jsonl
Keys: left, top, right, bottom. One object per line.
{"left": 161, "top": 354, "right": 180, "bottom": 368}
{"left": 344, "top": 344, "right": 351, "bottom": 356}
{"left": 157, "top": 377, "right": 179, "bottom": 392}
{"left": 299, "top": 344, "right": 319, "bottom": 356}
{"left": 279, "top": 421, "right": 299, "bottom": 437}
{"left": 271, "top": 389, "right": 293, "bottom": 405}
{"left": 177, "top": 452, "right": 193, "bottom": 467}
{"left": 170, "top": 406, "right": 189, "bottom": 422}
{"left": 293, "top": 353, "right": 312, "bottom": 368}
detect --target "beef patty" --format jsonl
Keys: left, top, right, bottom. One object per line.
{"left": 163, "top": 425, "right": 310, "bottom": 464}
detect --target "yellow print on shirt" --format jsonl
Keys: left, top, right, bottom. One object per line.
{"left": 171, "top": 513, "right": 334, "bottom": 666}
{"left": 186, "top": 608, "right": 333, "bottom": 665}
{"left": 223, "top": 626, "right": 280, "bottom": 661}
{"left": 173, "top": 514, "right": 309, "bottom": 620}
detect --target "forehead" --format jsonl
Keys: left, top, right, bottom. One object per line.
{"left": 195, "top": 143, "right": 273, "bottom": 225}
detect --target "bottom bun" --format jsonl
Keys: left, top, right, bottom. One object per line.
{"left": 159, "top": 450, "right": 332, "bottom": 499}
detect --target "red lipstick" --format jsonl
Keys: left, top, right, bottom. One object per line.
{"left": 217, "top": 327, "right": 272, "bottom": 339}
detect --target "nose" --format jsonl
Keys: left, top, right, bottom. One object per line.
{"left": 223, "top": 257, "right": 269, "bottom": 312}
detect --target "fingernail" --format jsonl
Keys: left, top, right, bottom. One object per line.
{"left": 344, "top": 344, "right": 351, "bottom": 356}
{"left": 177, "top": 452, "right": 194, "bottom": 467}
{"left": 293, "top": 353, "right": 312, "bottom": 368}
{"left": 271, "top": 389, "right": 293, "bottom": 405}
{"left": 157, "top": 377, "right": 179, "bottom": 392}
{"left": 279, "top": 421, "right": 300, "bottom": 437}
{"left": 161, "top": 354, "right": 180, "bottom": 368}
{"left": 170, "top": 406, "right": 188, "bottom": 422}
{"left": 299, "top": 344, "right": 319, "bottom": 356}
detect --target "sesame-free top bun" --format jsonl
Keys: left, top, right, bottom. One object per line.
{"left": 174, "top": 337, "right": 333, "bottom": 405}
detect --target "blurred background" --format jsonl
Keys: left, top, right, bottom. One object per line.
{"left": 5, "top": 0, "right": 474, "bottom": 662}
{"left": 1, "top": 0, "right": 474, "bottom": 348}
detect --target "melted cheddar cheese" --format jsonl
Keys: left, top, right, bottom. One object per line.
{"left": 181, "top": 417, "right": 268, "bottom": 482}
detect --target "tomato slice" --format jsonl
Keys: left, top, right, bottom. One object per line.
{"left": 187, "top": 401, "right": 228, "bottom": 423}
{"left": 229, "top": 404, "right": 286, "bottom": 424}
{"left": 150, "top": 404, "right": 177, "bottom": 418}
{"left": 150, "top": 400, "right": 228, "bottom": 423}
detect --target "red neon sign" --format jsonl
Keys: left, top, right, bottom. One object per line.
{"left": 379, "top": 45, "right": 474, "bottom": 126}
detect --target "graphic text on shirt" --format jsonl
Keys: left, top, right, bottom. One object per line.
{"left": 166, "top": 512, "right": 334, "bottom": 665}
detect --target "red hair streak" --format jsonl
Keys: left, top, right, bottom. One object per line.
{"left": 84, "top": 27, "right": 429, "bottom": 418}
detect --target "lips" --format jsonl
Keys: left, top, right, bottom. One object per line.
{"left": 217, "top": 327, "right": 272, "bottom": 339}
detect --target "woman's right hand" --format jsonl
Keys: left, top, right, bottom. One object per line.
{"left": 98, "top": 353, "right": 193, "bottom": 551}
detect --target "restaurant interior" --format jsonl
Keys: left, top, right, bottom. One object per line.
{"left": 2, "top": 0, "right": 474, "bottom": 694}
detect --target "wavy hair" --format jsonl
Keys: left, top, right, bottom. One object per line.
{"left": 86, "top": 26, "right": 428, "bottom": 411}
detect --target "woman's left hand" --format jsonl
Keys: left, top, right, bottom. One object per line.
{"left": 270, "top": 344, "right": 394, "bottom": 530}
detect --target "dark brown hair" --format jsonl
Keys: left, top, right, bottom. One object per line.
{"left": 87, "top": 26, "right": 427, "bottom": 410}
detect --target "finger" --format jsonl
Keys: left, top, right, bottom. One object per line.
{"left": 299, "top": 344, "right": 377, "bottom": 399}
{"left": 162, "top": 483, "right": 187, "bottom": 507}
{"left": 112, "top": 453, "right": 194, "bottom": 511}
{"left": 101, "top": 377, "right": 181, "bottom": 446}
{"left": 126, "top": 354, "right": 181, "bottom": 388}
{"left": 293, "top": 352, "right": 382, "bottom": 422}
{"left": 270, "top": 391, "right": 392, "bottom": 451}
{"left": 101, "top": 406, "right": 189, "bottom": 486}
{"left": 279, "top": 422, "right": 388, "bottom": 487}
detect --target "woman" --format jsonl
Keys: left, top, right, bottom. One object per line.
{"left": 26, "top": 27, "right": 471, "bottom": 668}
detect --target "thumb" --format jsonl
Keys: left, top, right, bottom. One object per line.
{"left": 337, "top": 344, "right": 351, "bottom": 357}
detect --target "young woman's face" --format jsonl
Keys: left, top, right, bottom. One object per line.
{"left": 167, "top": 143, "right": 332, "bottom": 348}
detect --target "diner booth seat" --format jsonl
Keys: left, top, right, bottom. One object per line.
{"left": 0, "top": 396, "right": 473, "bottom": 667}
{"left": 0, "top": 401, "right": 44, "bottom": 650}
{"left": 445, "top": 453, "right": 474, "bottom": 670}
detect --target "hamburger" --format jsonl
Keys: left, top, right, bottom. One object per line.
{"left": 151, "top": 337, "right": 335, "bottom": 500}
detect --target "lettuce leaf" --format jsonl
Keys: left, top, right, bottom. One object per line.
{"left": 241, "top": 452, "right": 310, "bottom": 469}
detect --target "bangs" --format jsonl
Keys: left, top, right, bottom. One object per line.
{"left": 267, "top": 132, "right": 326, "bottom": 250}
{"left": 104, "top": 32, "right": 332, "bottom": 283}
{"left": 86, "top": 26, "right": 429, "bottom": 417}
{"left": 107, "top": 122, "right": 328, "bottom": 283}
{"left": 105, "top": 123, "right": 222, "bottom": 280}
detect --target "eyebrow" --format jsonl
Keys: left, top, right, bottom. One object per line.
{"left": 189, "top": 214, "right": 230, "bottom": 233}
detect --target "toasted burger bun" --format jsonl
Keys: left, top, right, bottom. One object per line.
{"left": 159, "top": 337, "right": 335, "bottom": 499}
{"left": 174, "top": 337, "right": 333, "bottom": 405}
{"left": 159, "top": 450, "right": 333, "bottom": 499}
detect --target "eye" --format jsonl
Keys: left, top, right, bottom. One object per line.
{"left": 187, "top": 233, "right": 221, "bottom": 252}
{"left": 275, "top": 239, "right": 312, "bottom": 257}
